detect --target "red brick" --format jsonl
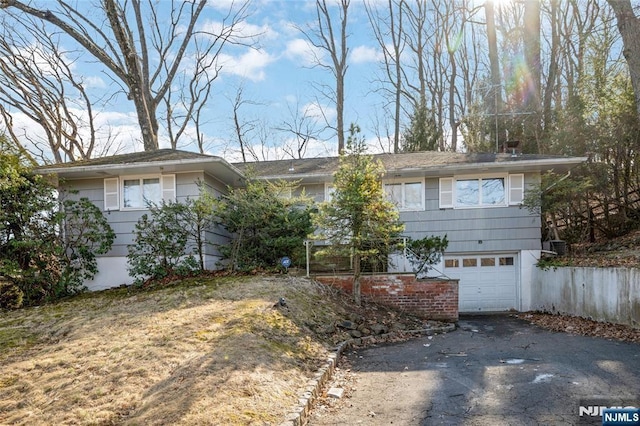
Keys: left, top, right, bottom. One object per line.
{"left": 315, "top": 274, "right": 459, "bottom": 322}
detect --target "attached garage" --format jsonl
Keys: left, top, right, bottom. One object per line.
{"left": 444, "top": 253, "right": 519, "bottom": 312}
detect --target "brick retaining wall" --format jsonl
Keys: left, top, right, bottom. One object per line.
{"left": 315, "top": 274, "right": 459, "bottom": 322}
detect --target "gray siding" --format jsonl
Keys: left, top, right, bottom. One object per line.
{"left": 62, "top": 168, "right": 543, "bottom": 266}
{"left": 176, "top": 171, "right": 202, "bottom": 203}
{"left": 400, "top": 174, "right": 541, "bottom": 253}
{"left": 62, "top": 177, "right": 137, "bottom": 257}
{"left": 62, "top": 171, "right": 231, "bottom": 260}
{"left": 202, "top": 173, "right": 231, "bottom": 269}
{"left": 294, "top": 173, "right": 542, "bottom": 254}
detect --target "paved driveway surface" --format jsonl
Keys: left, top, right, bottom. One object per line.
{"left": 309, "top": 315, "right": 640, "bottom": 426}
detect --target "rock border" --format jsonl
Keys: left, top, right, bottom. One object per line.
{"left": 279, "top": 322, "right": 456, "bottom": 426}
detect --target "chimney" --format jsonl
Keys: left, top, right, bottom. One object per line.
{"left": 500, "top": 140, "right": 522, "bottom": 156}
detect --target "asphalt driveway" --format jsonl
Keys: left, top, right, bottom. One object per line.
{"left": 309, "top": 315, "right": 640, "bottom": 426}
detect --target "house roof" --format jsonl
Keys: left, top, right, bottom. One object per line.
{"left": 39, "top": 149, "right": 215, "bottom": 169}
{"left": 36, "top": 149, "right": 244, "bottom": 185}
{"left": 234, "top": 151, "right": 588, "bottom": 182}
{"left": 36, "top": 149, "right": 588, "bottom": 186}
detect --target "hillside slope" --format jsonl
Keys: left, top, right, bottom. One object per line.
{"left": 0, "top": 275, "right": 426, "bottom": 425}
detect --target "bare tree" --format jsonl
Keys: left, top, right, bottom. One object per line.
{"left": 367, "top": 0, "right": 482, "bottom": 153}
{"left": 365, "top": 0, "right": 405, "bottom": 153}
{"left": 369, "top": 106, "right": 396, "bottom": 153}
{"left": 436, "top": 0, "right": 477, "bottom": 152}
{"left": 402, "top": 0, "right": 429, "bottom": 106}
{"left": 250, "top": 121, "right": 280, "bottom": 161}
{"left": 484, "top": 0, "right": 502, "bottom": 149}
{"left": 607, "top": 0, "right": 640, "bottom": 119}
{"left": 0, "top": 0, "right": 252, "bottom": 152}
{"left": 0, "top": 16, "right": 119, "bottom": 163}
{"left": 229, "top": 86, "right": 261, "bottom": 163}
{"left": 299, "top": 0, "right": 350, "bottom": 153}
{"left": 276, "top": 100, "right": 324, "bottom": 160}
{"left": 165, "top": 37, "right": 219, "bottom": 151}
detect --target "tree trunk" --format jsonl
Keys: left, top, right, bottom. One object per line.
{"left": 391, "top": 0, "right": 403, "bottom": 154}
{"left": 485, "top": 0, "right": 502, "bottom": 150}
{"left": 542, "top": 0, "right": 560, "bottom": 146}
{"left": 103, "top": 0, "right": 158, "bottom": 151}
{"left": 308, "top": 0, "right": 349, "bottom": 154}
{"left": 336, "top": 0, "right": 349, "bottom": 153}
{"left": 364, "top": 0, "right": 404, "bottom": 153}
{"left": 607, "top": 0, "right": 640, "bottom": 120}
{"left": 449, "top": 47, "right": 457, "bottom": 152}
{"left": 353, "top": 251, "right": 362, "bottom": 306}
{"left": 524, "top": 0, "right": 541, "bottom": 111}
{"left": 524, "top": 0, "right": 542, "bottom": 153}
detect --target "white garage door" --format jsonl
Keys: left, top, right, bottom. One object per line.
{"left": 444, "top": 254, "right": 518, "bottom": 312}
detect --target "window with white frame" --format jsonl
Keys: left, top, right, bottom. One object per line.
{"left": 324, "top": 183, "right": 335, "bottom": 201}
{"left": 103, "top": 175, "right": 176, "bottom": 211}
{"left": 123, "top": 177, "right": 160, "bottom": 208}
{"left": 439, "top": 174, "right": 524, "bottom": 209}
{"left": 383, "top": 180, "right": 424, "bottom": 210}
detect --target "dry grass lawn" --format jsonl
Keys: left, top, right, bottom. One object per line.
{"left": 0, "top": 275, "right": 368, "bottom": 425}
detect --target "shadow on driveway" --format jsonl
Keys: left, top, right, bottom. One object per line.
{"left": 309, "top": 315, "right": 640, "bottom": 426}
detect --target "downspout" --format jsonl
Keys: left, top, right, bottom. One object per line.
{"left": 543, "top": 170, "right": 571, "bottom": 193}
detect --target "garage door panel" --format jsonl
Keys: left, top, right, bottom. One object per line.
{"left": 445, "top": 254, "right": 518, "bottom": 312}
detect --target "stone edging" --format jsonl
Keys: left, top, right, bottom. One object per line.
{"left": 279, "top": 322, "right": 457, "bottom": 426}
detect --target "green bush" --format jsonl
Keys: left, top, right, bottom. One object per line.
{"left": 0, "top": 152, "right": 115, "bottom": 306}
{"left": 58, "top": 197, "right": 116, "bottom": 294}
{"left": 216, "top": 179, "right": 314, "bottom": 272}
{"left": 127, "top": 201, "right": 200, "bottom": 284}
{"left": 406, "top": 235, "right": 449, "bottom": 278}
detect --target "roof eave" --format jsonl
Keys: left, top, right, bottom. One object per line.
{"left": 255, "top": 157, "right": 589, "bottom": 181}
{"left": 414, "top": 156, "right": 589, "bottom": 175}
{"left": 36, "top": 157, "right": 245, "bottom": 185}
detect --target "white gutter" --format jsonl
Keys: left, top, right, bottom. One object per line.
{"left": 37, "top": 156, "right": 245, "bottom": 178}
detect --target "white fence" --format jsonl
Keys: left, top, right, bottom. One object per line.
{"left": 531, "top": 267, "right": 640, "bottom": 328}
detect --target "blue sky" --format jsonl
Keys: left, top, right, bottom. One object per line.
{"left": 4, "top": 0, "right": 518, "bottom": 163}
{"left": 6, "top": 1, "right": 626, "bottom": 163}
{"left": 81, "top": 0, "right": 391, "bottom": 162}
{"left": 197, "top": 0, "right": 387, "bottom": 161}
{"left": 1, "top": 0, "right": 393, "bottom": 163}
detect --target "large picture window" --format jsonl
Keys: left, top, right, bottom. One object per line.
{"left": 455, "top": 177, "right": 505, "bottom": 207}
{"left": 439, "top": 174, "right": 523, "bottom": 209}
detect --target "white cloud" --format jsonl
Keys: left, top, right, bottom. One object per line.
{"left": 285, "top": 38, "right": 323, "bottom": 66}
{"left": 3, "top": 108, "right": 142, "bottom": 161}
{"left": 205, "top": 0, "right": 243, "bottom": 13}
{"left": 276, "top": 19, "right": 301, "bottom": 38}
{"left": 82, "top": 76, "right": 107, "bottom": 89}
{"left": 302, "top": 101, "right": 336, "bottom": 124}
{"left": 218, "top": 48, "right": 275, "bottom": 81}
{"left": 238, "top": 22, "right": 278, "bottom": 41}
{"left": 350, "top": 45, "right": 382, "bottom": 64}
{"left": 200, "top": 19, "right": 273, "bottom": 45}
